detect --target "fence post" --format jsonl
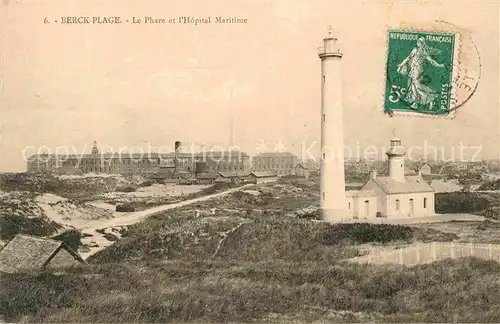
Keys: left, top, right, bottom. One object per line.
{"left": 416, "top": 243, "right": 420, "bottom": 264}
{"left": 432, "top": 242, "right": 437, "bottom": 261}
{"left": 399, "top": 248, "right": 403, "bottom": 265}
{"left": 450, "top": 242, "right": 455, "bottom": 259}
{"left": 470, "top": 243, "right": 474, "bottom": 257}
{"left": 489, "top": 244, "right": 493, "bottom": 260}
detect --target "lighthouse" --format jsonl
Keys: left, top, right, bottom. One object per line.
{"left": 386, "top": 136, "right": 406, "bottom": 182}
{"left": 318, "top": 27, "right": 347, "bottom": 222}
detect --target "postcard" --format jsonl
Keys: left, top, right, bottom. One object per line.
{"left": 1, "top": 1, "right": 499, "bottom": 323}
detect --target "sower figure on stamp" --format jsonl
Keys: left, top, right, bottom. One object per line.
{"left": 397, "top": 37, "right": 445, "bottom": 110}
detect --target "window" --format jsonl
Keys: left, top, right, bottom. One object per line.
{"left": 396, "top": 199, "right": 400, "bottom": 211}
{"left": 423, "top": 198, "right": 427, "bottom": 208}
{"left": 348, "top": 202, "right": 351, "bottom": 210}
{"left": 322, "top": 192, "right": 325, "bottom": 201}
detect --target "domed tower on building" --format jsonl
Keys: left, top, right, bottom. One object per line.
{"left": 386, "top": 136, "right": 406, "bottom": 182}
{"left": 91, "top": 141, "right": 99, "bottom": 155}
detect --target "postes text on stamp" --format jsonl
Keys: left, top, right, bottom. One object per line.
{"left": 384, "top": 30, "right": 459, "bottom": 118}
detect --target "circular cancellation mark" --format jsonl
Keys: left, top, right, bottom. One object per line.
{"left": 384, "top": 20, "right": 481, "bottom": 117}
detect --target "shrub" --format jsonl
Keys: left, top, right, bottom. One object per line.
{"left": 478, "top": 179, "right": 500, "bottom": 191}
{"left": 319, "top": 223, "right": 414, "bottom": 245}
{"left": 116, "top": 186, "right": 137, "bottom": 193}
{"left": 116, "top": 204, "right": 135, "bottom": 212}
{"left": 51, "top": 229, "right": 83, "bottom": 251}
{"left": 0, "top": 215, "right": 63, "bottom": 241}
{"left": 435, "top": 192, "right": 489, "bottom": 214}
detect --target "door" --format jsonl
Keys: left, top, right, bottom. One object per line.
{"left": 409, "top": 198, "right": 414, "bottom": 217}
{"left": 364, "top": 200, "right": 370, "bottom": 219}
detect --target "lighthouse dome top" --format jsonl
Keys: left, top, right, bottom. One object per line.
{"left": 318, "top": 26, "right": 342, "bottom": 58}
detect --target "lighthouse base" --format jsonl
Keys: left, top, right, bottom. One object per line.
{"left": 321, "top": 208, "right": 349, "bottom": 223}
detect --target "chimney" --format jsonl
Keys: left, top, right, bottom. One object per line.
{"left": 174, "top": 141, "right": 181, "bottom": 173}
{"left": 370, "top": 169, "right": 377, "bottom": 180}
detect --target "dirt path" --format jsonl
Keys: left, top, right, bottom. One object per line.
{"left": 79, "top": 184, "right": 253, "bottom": 259}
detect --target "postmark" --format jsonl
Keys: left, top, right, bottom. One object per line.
{"left": 383, "top": 21, "right": 481, "bottom": 119}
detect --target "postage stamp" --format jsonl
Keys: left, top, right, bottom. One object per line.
{"left": 384, "top": 30, "right": 460, "bottom": 118}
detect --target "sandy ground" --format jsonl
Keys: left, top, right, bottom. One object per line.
{"left": 55, "top": 173, "right": 124, "bottom": 180}
{"left": 29, "top": 183, "right": 221, "bottom": 260}
{"left": 35, "top": 194, "right": 114, "bottom": 229}
{"left": 78, "top": 184, "right": 253, "bottom": 259}
{"left": 101, "top": 184, "right": 210, "bottom": 199}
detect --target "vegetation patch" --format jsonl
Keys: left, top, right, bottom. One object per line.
{"left": 2, "top": 258, "right": 500, "bottom": 323}
{"left": 435, "top": 192, "right": 489, "bottom": 214}
{"left": 0, "top": 214, "right": 63, "bottom": 241}
{"left": 478, "top": 179, "right": 500, "bottom": 191}
{"left": 51, "top": 229, "right": 83, "bottom": 251}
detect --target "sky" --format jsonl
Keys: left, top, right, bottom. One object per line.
{"left": 1, "top": 0, "right": 499, "bottom": 172}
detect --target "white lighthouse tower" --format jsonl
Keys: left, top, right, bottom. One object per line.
{"left": 318, "top": 27, "right": 346, "bottom": 222}
{"left": 386, "top": 136, "right": 406, "bottom": 182}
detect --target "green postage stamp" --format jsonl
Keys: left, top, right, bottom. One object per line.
{"left": 384, "top": 30, "right": 459, "bottom": 118}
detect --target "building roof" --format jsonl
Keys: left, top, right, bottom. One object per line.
{"left": 254, "top": 152, "right": 297, "bottom": 158}
{"left": 295, "top": 163, "right": 313, "bottom": 170}
{"left": 345, "top": 190, "right": 378, "bottom": 197}
{"left": 217, "top": 171, "right": 250, "bottom": 178}
{"left": 370, "top": 176, "right": 434, "bottom": 194}
{"left": 196, "top": 172, "right": 219, "bottom": 180}
{"left": 249, "top": 171, "right": 278, "bottom": 178}
{"left": 0, "top": 234, "right": 86, "bottom": 274}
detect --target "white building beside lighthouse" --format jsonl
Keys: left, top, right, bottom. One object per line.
{"left": 318, "top": 29, "right": 435, "bottom": 221}
{"left": 356, "top": 136, "right": 435, "bottom": 219}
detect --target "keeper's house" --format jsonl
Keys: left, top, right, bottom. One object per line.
{"left": 345, "top": 137, "right": 435, "bottom": 219}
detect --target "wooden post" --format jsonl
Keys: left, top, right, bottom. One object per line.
{"left": 489, "top": 244, "right": 493, "bottom": 260}
{"left": 432, "top": 242, "right": 437, "bottom": 261}
{"left": 399, "top": 248, "right": 403, "bottom": 265}
{"left": 416, "top": 244, "right": 420, "bottom": 264}
{"left": 450, "top": 242, "right": 455, "bottom": 259}
{"left": 470, "top": 243, "right": 474, "bottom": 257}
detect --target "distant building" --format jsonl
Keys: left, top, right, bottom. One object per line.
{"left": 0, "top": 234, "right": 86, "bottom": 274}
{"left": 350, "top": 137, "right": 436, "bottom": 219}
{"left": 252, "top": 152, "right": 298, "bottom": 176}
{"left": 295, "top": 164, "right": 312, "bottom": 179}
{"left": 215, "top": 171, "right": 249, "bottom": 184}
{"left": 419, "top": 163, "right": 432, "bottom": 175}
{"left": 177, "top": 172, "right": 197, "bottom": 185}
{"left": 247, "top": 171, "right": 278, "bottom": 184}
{"left": 27, "top": 141, "right": 251, "bottom": 176}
